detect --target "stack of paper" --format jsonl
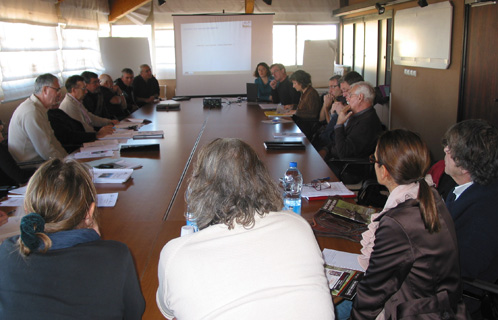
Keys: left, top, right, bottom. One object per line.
{"left": 323, "top": 248, "right": 364, "bottom": 300}
{"left": 133, "top": 130, "right": 164, "bottom": 139}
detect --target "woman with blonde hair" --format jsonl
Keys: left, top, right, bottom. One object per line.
{"left": 0, "top": 159, "right": 145, "bottom": 319}
{"left": 351, "top": 129, "right": 467, "bottom": 319}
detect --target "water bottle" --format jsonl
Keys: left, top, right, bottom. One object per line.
{"left": 283, "top": 161, "right": 303, "bottom": 215}
{"left": 185, "top": 212, "right": 198, "bottom": 233}
{"left": 184, "top": 187, "right": 198, "bottom": 232}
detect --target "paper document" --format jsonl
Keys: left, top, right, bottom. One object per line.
{"left": 301, "top": 182, "right": 355, "bottom": 200}
{"left": 83, "top": 140, "right": 120, "bottom": 148}
{"left": 132, "top": 130, "right": 164, "bottom": 139}
{"left": 259, "top": 103, "right": 279, "bottom": 110}
{"left": 124, "top": 118, "right": 145, "bottom": 123}
{"left": 97, "top": 193, "right": 118, "bottom": 207}
{"left": 273, "top": 132, "right": 305, "bottom": 138}
{"left": 98, "top": 131, "right": 134, "bottom": 140}
{"left": 73, "top": 150, "right": 116, "bottom": 159}
{"left": 92, "top": 168, "right": 133, "bottom": 183}
{"left": 0, "top": 197, "right": 24, "bottom": 207}
{"left": 323, "top": 248, "right": 364, "bottom": 271}
{"left": 8, "top": 186, "right": 27, "bottom": 197}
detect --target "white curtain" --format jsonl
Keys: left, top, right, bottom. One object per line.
{"left": 0, "top": 0, "right": 58, "bottom": 26}
{"left": 0, "top": 22, "right": 60, "bottom": 102}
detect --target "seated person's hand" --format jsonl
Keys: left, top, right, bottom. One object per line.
{"left": 270, "top": 79, "right": 277, "bottom": 90}
{"left": 323, "top": 93, "right": 334, "bottom": 109}
{"left": 110, "top": 119, "right": 120, "bottom": 125}
{"left": 0, "top": 210, "right": 8, "bottom": 227}
{"left": 337, "top": 105, "right": 353, "bottom": 125}
{"left": 96, "top": 125, "right": 115, "bottom": 138}
{"left": 146, "top": 96, "right": 155, "bottom": 103}
{"left": 331, "top": 101, "right": 346, "bottom": 114}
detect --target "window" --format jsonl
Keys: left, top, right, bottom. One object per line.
{"left": 0, "top": 22, "right": 104, "bottom": 102}
{"left": 154, "top": 29, "right": 175, "bottom": 79}
{"left": 111, "top": 24, "right": 152, "bottom": 53}
{"left": 0, "top": 22, "right": 60, "bottom": 102}
{"left": 273, "top": 24, "right": 338, "bottom": 67}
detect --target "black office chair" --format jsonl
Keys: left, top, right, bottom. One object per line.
{"left": 327, "top": 157, "right": 376, "bottom": 187}
{"left": 462, "top": 277, "right": 498, "bottom": 319}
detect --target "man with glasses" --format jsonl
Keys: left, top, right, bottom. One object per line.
{"left": 319, "top": 75, "right": 343, "bottom": 123}
{"left": 269, "top": 63, "right": 301, "bottom": 108}
{"left": 8, "top": 73, "right": 67, "bottom": 163}
{"left": 442, "top": 119, "right": 498, "bottom": 318}
{"left": 53, "top": 75, "right": 115, "bottom": 152}
{"left": 322, "top": 81, "right": 382, "bottom": 164}
{"left": 316, "top": 72, "right": 365, "bottom": 154}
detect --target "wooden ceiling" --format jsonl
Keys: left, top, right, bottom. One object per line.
{"left": 108, "top": 0, "right": 256, "bottom": 22}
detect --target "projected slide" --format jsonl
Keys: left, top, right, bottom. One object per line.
{"left": 181, "top": 20, "right": 252, "bottom": 75}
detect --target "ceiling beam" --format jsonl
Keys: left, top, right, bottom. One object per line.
{"left": 108, "top": 0, "right": 151, "bottom": 23}
{"left": 245, "top": 0, "right": 255, "bottom": 14}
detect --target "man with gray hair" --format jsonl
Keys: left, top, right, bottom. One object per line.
{"left": 133, "top": 64, "right": 160, "bottom": 106}
{"left": 8, "top": 73, "right": 67, "bottom": 163}
{"left": 443, "top": 119, "right": 498, "bottom": 317}
{"left": 323, "top": 81, "right": 383, "bottom": 160}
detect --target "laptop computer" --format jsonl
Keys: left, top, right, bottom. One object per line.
{"left": 246, "top": 83, "right": 259, "bottom": 105}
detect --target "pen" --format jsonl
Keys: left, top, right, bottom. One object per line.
{"left": 7, "top": 209, "right": 16, "bottom": 216}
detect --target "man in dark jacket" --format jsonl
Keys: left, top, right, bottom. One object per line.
{"left": 443, "top": 119, "right": 498, "bottom": 318}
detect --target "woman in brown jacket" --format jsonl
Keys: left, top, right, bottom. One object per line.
{"left": 351, "top": 129, "right": 468, "bottom": 319}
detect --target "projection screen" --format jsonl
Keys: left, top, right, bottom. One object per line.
{"left": 173, "top": 14, "right": 274, "bottom": 97}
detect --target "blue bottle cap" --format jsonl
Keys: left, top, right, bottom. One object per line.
{"left": 289, "top": 161, "right": 297, "bottom": 167}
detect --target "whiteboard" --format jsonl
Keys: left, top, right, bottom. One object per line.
{"left": 302, "top": 40, "right": 336, "bottom": 88}
{"left": 393, "top": 1, "right": 453, "bottom": 69}
{"left": 99, "top": 37, "right": 152, "bottom": 79}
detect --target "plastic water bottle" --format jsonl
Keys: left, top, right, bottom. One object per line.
{"left": 184, "top": 187, "right": 198, "bottom": 232}
{"left": 283, "top": 161, "right": 303, "bottom": 215}
{"left": 185, "top": 211, "right": 198, "bottom": 232}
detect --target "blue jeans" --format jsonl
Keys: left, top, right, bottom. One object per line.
{"left": 335, "top": 299, "right": 353, "bottom": 320}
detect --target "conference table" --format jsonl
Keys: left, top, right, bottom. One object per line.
{"left": 91, "top": 98, "right": 361, "bottom": 319}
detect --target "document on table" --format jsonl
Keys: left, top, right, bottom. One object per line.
{"left": 273, "top": 132, "right": 305, "bottom": 138}
{"left": 301, "top": 181, "right": 355, "bottom": 200}
{"left": 0, "top": 197, "right": 24, "bottom": 207}
{"left": 97, "top": 193, "right": 118, "bottom": 207}
{"left": 259, "top": 103, "right": 279, "bottom": 110}
{"left": 98, "top": 131, "right": 134, "bottom": 140}
{"left": 323, "top": 248, "right": 364, "bottom": 272}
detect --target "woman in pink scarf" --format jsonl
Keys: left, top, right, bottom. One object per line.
{"left": 351, "top": 129, "right": 468, "bottom": 320}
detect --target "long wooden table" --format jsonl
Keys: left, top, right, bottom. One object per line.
{"left": 95, "top": 99, "right": 361, "bottom": 319}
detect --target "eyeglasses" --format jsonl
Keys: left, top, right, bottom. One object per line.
{"left": 48, "top": 86, "right": 61, "bottom": 93}
{"left": 329, "top": 85, "right": 339, "bottom": 89}
{"left": 348, "top": 93, "right": 359, "bottom": 99}
{"left": 76, "top": 86, "right": 87, "bottom": 91}
{"left": 369, "top": 154, "right": 382, "bottom": 165}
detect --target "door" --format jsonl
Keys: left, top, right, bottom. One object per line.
{"left": 460, "top": 3, "right": 498, "bottom": 126}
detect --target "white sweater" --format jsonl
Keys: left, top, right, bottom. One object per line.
{"left": 157, "top": 211, "right": 335, "bottom": 320}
